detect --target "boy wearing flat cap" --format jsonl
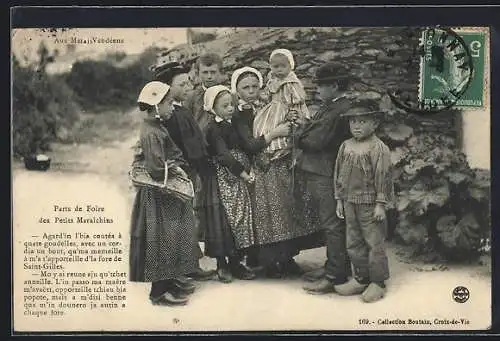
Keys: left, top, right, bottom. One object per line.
{"left": 333, "top": 100, "right": 395, "bottom": 303}
{"left": 296, "top": 62, "right": 353, "bottom": 293}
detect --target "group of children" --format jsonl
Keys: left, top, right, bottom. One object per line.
{"left": 129, "top": 48, "right": 395, "bottom": 307}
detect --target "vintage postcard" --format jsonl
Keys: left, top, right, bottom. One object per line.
{"left": 12, "top": 25, "right": 491, "bottom": 332}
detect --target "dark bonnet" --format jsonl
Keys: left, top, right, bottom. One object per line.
{"left": 151, "top": 60, "right": 191, "bottom": 85}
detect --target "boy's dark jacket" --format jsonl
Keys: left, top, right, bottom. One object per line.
{"left": 294, "top": 95, "right": 351, "bottom": 177}
{"left": 163, "top": 105, "right": 210, "bottom": 176}
{"left": 185, "top": 85, "right": 212, "bottom": 134}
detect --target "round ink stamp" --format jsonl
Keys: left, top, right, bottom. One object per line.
{"left": 452, "top": 286, "right": 470, "bottom": 303}
{"left": 388, "top": 26, "right": 485, "bottom": 115}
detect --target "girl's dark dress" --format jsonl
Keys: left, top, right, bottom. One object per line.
{"left": 238, "top": 103, "right": 328, "bottom": 270}
{"left": 233, "top": 105, "right": 300, "bottom": 268}
{"left": 165, "top": 105, "right": 231, "bottom": 258}
{"left": 232, "top": 106, "right": 268, "bottom": 158}
{"left": 205, "top": 118, "right": 255, "bottom": 254}
{"left": 164, "top": 105, "right": 209, "bottom": 179}
{"left": 232, "top": 105, "right": 267, "bottom": 229}
{"left": 129, "top": 117, "right": 198, "bottom": 283}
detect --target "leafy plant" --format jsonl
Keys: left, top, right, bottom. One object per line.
{"left": 64, "top": 47, "right": 159, "bottom": 112}
{"left": 378, "top": 102, "right": 491, "bottom": 262}
{"left": 13, "top": 45, "right": 160, "bottom": 157}
{"left": 12, "top": 50, "right": 79, "bottom": 157}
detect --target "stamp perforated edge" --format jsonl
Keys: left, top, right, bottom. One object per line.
{"left": 451, "top": 26, "right": 490, "bottom": 112}
{"left": 417, "top": 28, "right": 425, "bottom": 107}
{"left": 418, "top": 26, "right": 490, "bottom": 112}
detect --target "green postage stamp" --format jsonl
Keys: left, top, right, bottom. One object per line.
{"left": 419, "top": 27, "right": 489, "bottom": 110}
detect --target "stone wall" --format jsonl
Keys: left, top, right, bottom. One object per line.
{"left": 168, "top": 27, "right": 458, "bottom": 138}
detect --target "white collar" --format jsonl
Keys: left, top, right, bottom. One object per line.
{"left": 202, "top": 85, "right": 208, "bottom": 91}
{"left": 331, "top": 94, "right": 347, "bottom": 103}
{"left": 237, "top": 99, "right": 254, "bottom": 111}
{"left": 170, "top": 101, "right": 183, "bottom": 111}
{"left": 215, "top": 115, "right": 231, "bottom": 123}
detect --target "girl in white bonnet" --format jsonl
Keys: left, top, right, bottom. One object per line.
{"left": 130, "top": 81, "right": 199, "bottom": 306}
{"left": 230, "top": 66, "right": 292, "bottom": 269}
{"left": 251, "top": 49, "right": 311, "bottom": 277}
{"left": 202, "top": 85, "right": 257, "bottom": 283}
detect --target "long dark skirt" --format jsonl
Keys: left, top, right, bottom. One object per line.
{"left": 216, "top": 149, "right": 255, "bottom": 250}
{"left": 294, "top": 231, "right": 326, "bottom": 251}
{"left": 197, "top": 161, "right": 236, "bottom": 258}
{"left": 192, "top": 173, "right": 205, "bottom": 242}
{"left": 252, "top": 154, "right": 300, "bottom": 267}
{"left": 184, "top": 169, "right": 204, "bottom": 260}
{"left": 293, "top": 169, "right": 321, "bottom": 235}
{"left": 129, "top": 187, "right": 198, "bottom": 282}
{"left": 254, "top": 154, "right": 311, "bottom": 244}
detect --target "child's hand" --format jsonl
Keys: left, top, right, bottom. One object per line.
{"left": 287, "top": 110, "right": 299, "bottom": 123}
{"left": 241, "top": 103, "right": 253, "bottom": 110}
{"left": 260, "top": 89, "right": 270, "bottom": 102}
{"left": 374, "top": 203, "right": 386, "bottom": 222}
{"left": 275, "top": 122, "right": 292, "bottom": 137}
{"left": 171, "top": 166, "right": 188, "bottom": 179}
{"left": 247, "top": 174, "right": 255, "bottom": 184}
{"left": 336, "top": 200, "right": 345, "bottom": 219}
{"left": 241, "top": 171, "right": 254, "bottom": 184}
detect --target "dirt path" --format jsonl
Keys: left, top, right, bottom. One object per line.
{"left": 12, "top": 108, "right": 491, "bottom": 331}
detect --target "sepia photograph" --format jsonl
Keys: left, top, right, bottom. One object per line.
{"left": 12, "top": 23, "right": 491, "bottom": 332}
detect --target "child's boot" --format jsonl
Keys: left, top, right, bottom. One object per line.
{"left": 334, "top": 278, "right": 368, "bottom": 296}
{"left": 302, "top": 267, "right": 326, "bottom": 282}
{"left": 303, "top": 278, "right": 336, "bottom": 295}
{"left": 229, "top": 256, "right": 256, "bottom": 280}
{"left": 216, "top": 257, "right": 233, "bottom": 284}
{"left": 361, "top": 282, "right": 387, "bottom": 303}
{"left": 282, "top": 258, "right": 303, "bottom": 277}
{"left": 264, "top": 262, "right": 286, "bottom": 279}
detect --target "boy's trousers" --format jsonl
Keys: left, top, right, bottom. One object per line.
{"left": 305, "top": 172, "right": 351, "bottom": 284}
{"left": 344, "top": 202, "right": 390, "bottom": 283}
